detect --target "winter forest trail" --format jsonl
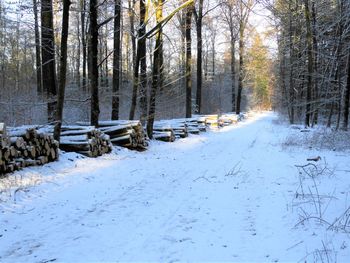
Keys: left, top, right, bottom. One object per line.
{"left": 0, "top": 112, "right": 349, "bottom": 262}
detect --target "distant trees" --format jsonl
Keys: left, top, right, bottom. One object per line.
{"left": 0, "top": 0, "right": 287, "bottom": 135}
{"left": 273, "top": 0, "right": 350, "bottom": 129}
{"left": 246, "top": 33, "right": 272, "bottom": 110}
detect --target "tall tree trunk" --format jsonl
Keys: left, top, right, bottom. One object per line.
{"left": 112, "top": 0, "right": 121, "bottom": 120}
{"left": 89, "top": 0, "right": 100, "bottom": 126}
{"left": 80, "top": 0, "right": 87, "bottom": 91}
{"left": 138, "top": 0, "right": 148, "bottom": 125}
{"left": 231, "top": 37, "right": 236, "bottom": 113}
{"left": 195, "top": 0, "right": 203, "bottom": 114}
{"left": 54, "top": 0, "right": 71, "bottom": 141}
{"left": 33, "top": 0, "right": 42, "bottom": 97}
{"left": 41, "top": 0, "right": 57, "bottom": 122}
{"left": 147, "top": 0, "right": 163, "bottom": 138}
{"left": 343, "top": 53, "right": 350, "bottom": 130}
{"left": 185, "top": 3, "right": 193, "bottom": 118}
{"left": 76, "top": 12, "right": 81, "bottom": 87}
{"left": 311, "top": 0, "right": 319, "bottom": 125}
{"left": 129, "top": 0, "right": 138, "bottom": 120}
{"left": 304, "top": 0, "right": 313, "bottom": 127}
{"left": 130, "top": 0, "right": 136, "bottom": 70}
{"left": 288, "top": 1, "right": 295, "bottom": 124}
{"left": 236, "top": 21, "right": 244, "bottom": 115}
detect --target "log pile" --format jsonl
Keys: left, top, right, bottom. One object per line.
{"left": 154, "top": 121, "right": 188, "bottom": 139}
{"left": 77, "top": 120, "right": 148, "bottom": 150}
{"left": 183, "top": 118, "right": 206, "bottom": 134}
{"left": 56, "top": 126, "right": 112, "bottom": 157}
{"left": 153, "top": 130, "right": 176, "bottom": 142}
{"left": 0, "top": 124, "right": 59, "bottom": 175}
{"left": 219, "top": 114, "right": 240, "bottom": 126}
{"left": 203, "top": 115, "right": 223, "bottom": 128}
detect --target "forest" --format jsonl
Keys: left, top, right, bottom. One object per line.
{"left": 0, "top": 0, "right": 273, "bottom": 139}
{"left": 1, "top": 1, "right": 350, "bottom": 261}
{"left": 0, "top": 0, "right": 348, "bottom": 137}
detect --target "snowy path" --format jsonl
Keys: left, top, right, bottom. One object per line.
{"left": 1, "top": 112, "right": 349, "bottom": 262}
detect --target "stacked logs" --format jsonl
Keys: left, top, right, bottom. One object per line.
{"left": 56, "top": 126, "right": 112, "bottom": 157}
{"left": 153, "top": 117, "right": 208, "bottom": 141}
{"left": 219, "top": 114, "right": 240, "bottom": 126}
{"left": 0, "top": 124, "right": 59, "bottom": 175}
{"left": 203, "top": 114, "right": 223, "bottom": 128}
{"left": 77, "top": 120, "right": 148, "bottom": 150}
{"left": 154, "top": 121, "right": 188, "bottom": 139}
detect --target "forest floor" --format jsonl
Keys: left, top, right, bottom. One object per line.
{"left": 0, "top": 112, "right": 350, "bottom": 262}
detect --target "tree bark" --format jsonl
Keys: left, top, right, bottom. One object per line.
{"left": 54, "top": 0, "right": 71, "bottom": 141}
{"left": 41, "top": 0, "right": 57, "bottom": 122}
{"left": 112, "top": 0, "right": 121, "bottom": 120}
{"left": 89, "top": 0, "right": 100, "bottom": 126}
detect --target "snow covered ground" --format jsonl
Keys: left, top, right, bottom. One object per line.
{"left": 0, "top": 112, "right": 349, "bottom": 262}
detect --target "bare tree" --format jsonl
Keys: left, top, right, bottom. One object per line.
{"left": 41, "top": 0, "right": 58, "bottom": 122}
{"left": 112, "top": 0, "right": 121, "bottom": 120}
{"left": 89, "top": 0, "right": 100, "bottom": 126}
{"left": 54, "top": 0, "right": 71, "bottom": 141}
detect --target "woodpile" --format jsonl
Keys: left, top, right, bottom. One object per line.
{"left": 219, "top": 114, "right": 240, "bottom": 126}
{"left": 77, "top": 120, "right": 148, "bottom": 150}
{"left": 153, "top": 130, "right": 176, "bottom": 142}
{"left": 202, "top": 114, "right": 223, "bottom": 128}
{"left": 0, "top": 124, "right": 59, "bottom": 175}
{"left": 154, "top": 121, "right": 188, "bottom": 139}
{"left": 153, "top": 117, "right": 208, "bottom": 141}
{"left": 183, "top": 118, "right": 206, "bottom": 134}
{"left": 56, "top": 126, "right": 112, "bottom": 157}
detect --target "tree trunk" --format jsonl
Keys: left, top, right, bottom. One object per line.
{"left": 311, "top": 0, "right": 319, "bottom": 125}
{"left": 288, "top": 1, "right": 295, "bottom": 124}
{"left": 185, "top": 3, "right": 193, "bottom": 118}
{"left": 112, "top": 0, "right": 121, "bottom": 120}
{"left": 89, "top": 0, "right": 100, "bottom": 126}
{"left": 343, "top": 53, "right": 350, "bottom": 130}
{"left": 236, "top": 21, "right": 244, "bottom": 115}
{"left": 147, "top": 0, "right": 163, "bottom": 138}
{"left": 33, "top": 0, "right": 42, "bottom": 97}
{"left": 195, "top": 0, "right": 203, "bottom": 114}
{"left": 138, "top": 0, "right": 148, "bottom": 125}
{"left": 81, "top": 0, "right": 87, "bottom": 92}
{"left": 231, "top": 37, "right": 236, "bottom": 113}
{"left": 304, "top": 0, "right": 313, "bottom": 127}
{"left": 41, "top": 0, "right": 57, "bottom": 122}
{"left": 129, "top": 0, "right": 139, "bottom": 120}
{"left": 54, "top": 0, "right": 71, "bottom": 141}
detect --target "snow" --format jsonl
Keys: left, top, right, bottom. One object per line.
{"left": 0, "top": 112, "right": 350, "bottom": 262}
